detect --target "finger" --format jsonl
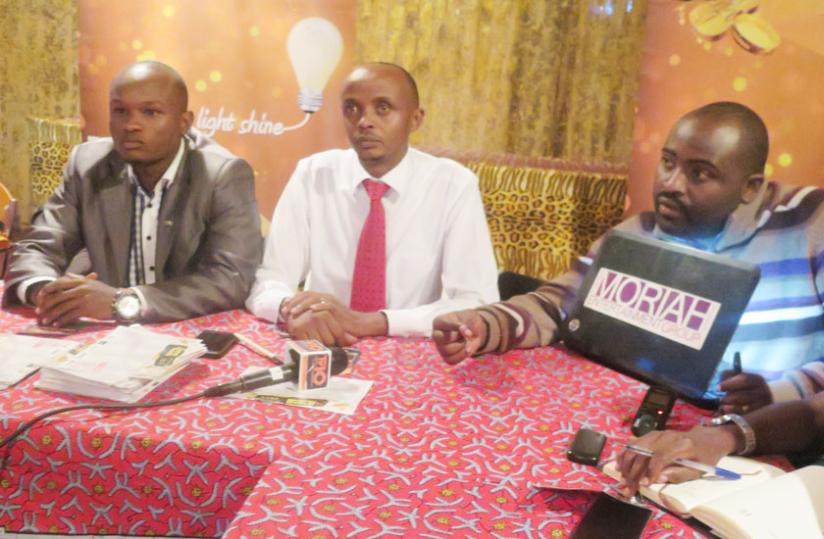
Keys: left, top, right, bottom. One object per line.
{"left": 718, "top": 373, "right": 762, "bottom": 392}
{"left": 656, "top": 465, "right": 703, "bottom": 485}
{"left": 87, "top": 272, "right": 98, "bottom": 280}
{"left": 432, "top": 329, "right": 461, "bottom": 346}
{"left": 439, "top": 340, "right": 468, "bottom": 358}
{"left": 38, "top": 287, "right": 83, "bottom": 316}
{"left": 312, "top": 311, "right": 349, "bottom": 346}
{"left": 40, "top": 277, "right": 84, "bottom": 296}
{"left": 309, "top": 302, "right": 336, "bottom": 313}
{"left": 719, "top": 388, "right": 767, "bottom": 406}
{"left": 41, "top": 295, "right": 86, "bottom": 326}
{"left": 288, "top": 296, "right": 326, "bottom": 318}
{"left": 443, "top": 349, "right": 468, "bottom": 365}
{"left": 432, "top": 315, "right": 462, "bottom": 333}
{"left": 622, "top": 454, "right": 651, "bottom": 496}
{"left": 464, "top": 336, "right": 483, "bottom": 357}
{"left": 458, "top": 324, "right": 475, "bottom": 339}
{"left": 718, "top": 369, "right": 736, "bottom": 382}
{"left": 49, "top": 302, "right": 86, "bottom": 328}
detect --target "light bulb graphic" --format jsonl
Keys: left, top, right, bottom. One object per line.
{"left": 287, "top": 17, "right": 343, "bottom": 113}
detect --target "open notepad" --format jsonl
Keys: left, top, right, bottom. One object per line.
{"left": 602, "top": 457, "right": 824, "bottom": 538}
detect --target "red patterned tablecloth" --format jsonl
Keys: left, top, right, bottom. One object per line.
{"left": 0, "top": 302, "right": 711, "bottom": 538}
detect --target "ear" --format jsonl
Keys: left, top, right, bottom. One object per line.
{"left": 410, "top": 108, "right": 425, "bottom": 133}
{"left": 741, "top": 173, "right": 764, "bottom": 204}
{"left": 180, "top": 110, "right": 194, "bottom": 135}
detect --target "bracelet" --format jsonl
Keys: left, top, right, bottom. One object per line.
{"left": 711, "top": 413, "right": 757, "bottom": 456}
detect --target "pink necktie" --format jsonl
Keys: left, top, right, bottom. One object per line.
{"left": 350, "top": 179, "right": 390, "bottom": 312}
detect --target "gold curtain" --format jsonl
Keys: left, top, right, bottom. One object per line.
{"left": 356, "top": 0, "right": 648, "bottom": 165}
{"left": 0, "top": 0, "right": 79, "bottom": 222}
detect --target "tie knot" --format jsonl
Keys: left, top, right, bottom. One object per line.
{"left": 363, "top": 179, "right": 389, "bottom": 201}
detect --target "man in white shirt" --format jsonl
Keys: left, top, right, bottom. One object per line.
{"left": 246, "top": 62, "right": 498, "bottom": 345}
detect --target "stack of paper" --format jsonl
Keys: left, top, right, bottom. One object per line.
{"left": 0, "top": 334, "right": 79, "bottom": 388}
{"left": 36, "top": 326, "right": 205, "bottom": 402}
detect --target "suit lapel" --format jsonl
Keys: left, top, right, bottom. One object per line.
{"left": 155, "top": 143, "right": 191, "bottom": 278}
{"left": 98, "top": 158, "right": 133, "bottom": 286}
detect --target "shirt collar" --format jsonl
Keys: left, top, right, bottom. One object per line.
{"left": 126, "top": 138, "right": 186, "bottom": 194}
{"left": 348, "top": 146, "right": 415, "bottom": 196}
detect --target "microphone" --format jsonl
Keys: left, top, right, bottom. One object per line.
{"left": 204, "top": 346, "right": 350, "bottom": 397}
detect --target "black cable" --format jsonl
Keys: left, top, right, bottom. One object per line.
{"left": 0, "top": 390, "right": 206, "bottom": 452}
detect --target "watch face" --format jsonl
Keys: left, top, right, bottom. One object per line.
{"left": 117, "top": 294, "right": 141, "bottom": 319}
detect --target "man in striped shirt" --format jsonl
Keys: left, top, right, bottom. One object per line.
{"left": 433, "top": 102, "right": 824, "bottom": 412}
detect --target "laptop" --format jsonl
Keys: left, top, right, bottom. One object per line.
{"left": 561, "top": 230, "right": 760, "bottom": 403}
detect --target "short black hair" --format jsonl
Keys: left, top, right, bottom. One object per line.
{"left": 688, "top": 101, "right": 769, "bottom": 176}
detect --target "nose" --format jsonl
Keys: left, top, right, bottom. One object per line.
{"left": 658, "top": 166, "right": 687, "bottom": 195}
{"left": 357, "top": 109, "right": 375, "bottom": 130}
{"left": 124, "top": 111, "right": 143, "bottom": 132}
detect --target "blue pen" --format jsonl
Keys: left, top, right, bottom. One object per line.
{"left": 624, "top": 444, "right": 741, "bottom": 480}
{"left": 733, "top": 351, "right": 742, "bottom": 375}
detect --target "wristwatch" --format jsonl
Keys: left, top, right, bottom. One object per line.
{"left": 711, "top": 413, "right": 756, "bottom": 455}
{"left": 112, "top": 289, "right": 141, "bottom": 323}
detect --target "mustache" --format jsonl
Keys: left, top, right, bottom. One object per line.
{"left": 655, "top": 193, "right": 690, "bottom": 219}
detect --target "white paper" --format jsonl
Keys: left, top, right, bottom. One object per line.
{"left": 0, "top": 334, "right": 79, "bottom": 388}
{"left": 35, "top": 325, "right": 205, "bottom": 402}
{"left": 232, "top": 367, "right": 373, "bottom": 415}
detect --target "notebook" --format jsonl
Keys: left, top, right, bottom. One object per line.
{"left": 562, "top": 230, "right": 760, "bottom": 401}
{"left": 601, "top": 458, "right": 824, "bottom": 539}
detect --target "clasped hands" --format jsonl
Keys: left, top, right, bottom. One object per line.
{"left": 30, "top": 272, "right": 118, "bottom": 327}
{"left": 281, "top": 291, "right": 387, "bottom": 346}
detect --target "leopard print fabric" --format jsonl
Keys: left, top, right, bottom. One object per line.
{"left": 29, "top": 141, "right": 73, "bottom": 207}
{"left": 469, "top": 162, "right": 627, "bottom": 280}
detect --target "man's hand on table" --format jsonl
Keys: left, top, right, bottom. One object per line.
{"left": 718, "top": 370, "right": 772, "bottom": 414}
{"left": 283, "top": 291, "right": 387, "bottom": 346}
{"left": 616, "top": 426, "right": 739, "bottom": 497}
{"left": 432, "top": 309, "right": 487, "bottom": 365}
{"left": 34, "top": 272, "right": 117, "bottom": 327}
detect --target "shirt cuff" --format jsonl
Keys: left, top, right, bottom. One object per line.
{"left": 130, "top": 286, "right": 150, "bottom": 320}
{"left": 17, "top": 276, "right": 56, "bottom": 305}
{"left": 382, "top": 309, "right": 430, "bottom": 338}
{"left": 768, "top": 378, "right": 802, "bottom": 403}
{"left": 246, "top": 291, "right": 290, "bottom": 324}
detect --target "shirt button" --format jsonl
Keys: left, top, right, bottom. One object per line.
{"left": 147, "top": 203, "right": 152, "bottom": 208}
{"left": 149, "top": 266, "right": 155, "bottom": 271}
{"left": 146, "top": 236, "right": 151, "bottom": 241}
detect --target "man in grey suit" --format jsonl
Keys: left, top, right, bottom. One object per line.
{"left": 3, "top": 61, "right": 261, "bottom": 324}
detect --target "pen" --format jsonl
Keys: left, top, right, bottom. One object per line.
{"left": 733, "top": 351, "right": 742, "bottom": 375}
{"left": 234, "top": 333, "right": 282, "bottom": 365}
{"left": 624, "top": 444, "right": 741, "bottom": 480}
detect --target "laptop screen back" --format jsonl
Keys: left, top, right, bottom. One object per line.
{"left": 562, "top": 230, "right": 760, "bottom": 400}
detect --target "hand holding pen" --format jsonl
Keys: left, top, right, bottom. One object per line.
{"left": 718, "top": 352, "right": 772, "bottom": 414}
{"left": 616, "top": 427, "right": 741, "bottom": 497}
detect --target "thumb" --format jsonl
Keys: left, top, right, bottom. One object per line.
{"left": 87, "top": 272, "right": 99, "bottom": 280}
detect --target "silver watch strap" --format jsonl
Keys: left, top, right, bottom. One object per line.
{"left": 712, "top": 413, "right": 756, "bottom": 456}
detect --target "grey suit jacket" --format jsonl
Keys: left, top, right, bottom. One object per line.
{"left": 4, "top": 131, "right": 262, "bottom": 322}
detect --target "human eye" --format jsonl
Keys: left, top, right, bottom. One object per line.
{"left": 376, "top": 101, "right": 391, "bottom": 114}
{"left": 691, "top": 166, "right": 717, "bottom": 183}
{"left": 660, "top": 153, "right": 675, "bottom": 171}
{"left": 143, "top": 107, "right": 161, "bottom": 117}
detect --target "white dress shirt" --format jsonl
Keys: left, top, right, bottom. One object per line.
{"left": 245, "top": 147, "right": 499, "bottom": 337}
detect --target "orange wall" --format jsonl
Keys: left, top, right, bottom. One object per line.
{"left": 78, "top": 0, "right": 356, "bottom": 221}
{"left": 628, "top": 0, "right": 824, "bottom": 215}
